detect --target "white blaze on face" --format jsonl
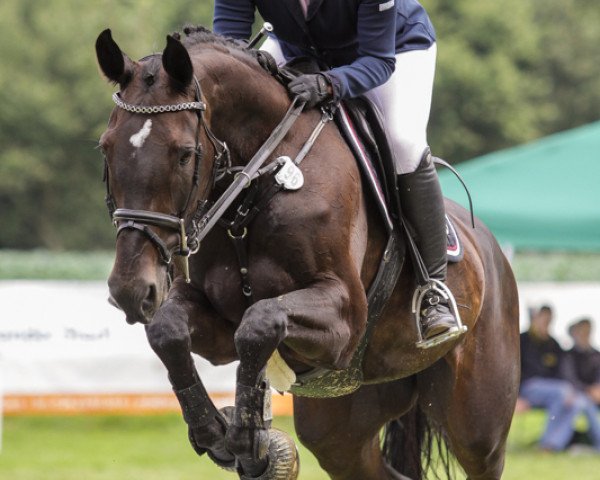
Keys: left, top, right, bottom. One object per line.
{"left": 129, "top": 119, "right": 153, "bottom": 148}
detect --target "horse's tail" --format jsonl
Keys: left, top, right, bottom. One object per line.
{"left": 382, "top": 404, "right": 454, "bottom": 480}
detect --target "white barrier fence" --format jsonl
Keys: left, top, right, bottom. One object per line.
{"left": 1, "top": 280, "right": 599, "bottom": 416}
{"left": 0, "top": 280, "right": 239, "bottom": 415}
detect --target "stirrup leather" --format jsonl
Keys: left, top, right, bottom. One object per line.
{"left": 412, "top": 279, "right": 467, "bottom": 349}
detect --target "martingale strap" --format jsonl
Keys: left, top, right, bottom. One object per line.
{"left": 220, "top": 108, "right": 333, "bottom": 305}
{"left": 190, "top": 98, "right": 306, "bottom": 245}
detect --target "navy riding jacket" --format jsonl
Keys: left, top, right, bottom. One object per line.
{"left": 213, "top": 0, "right": 436, "bottom": 99}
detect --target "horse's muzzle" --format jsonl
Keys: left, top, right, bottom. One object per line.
{"left": 108, "top": 276, "right": 162, "bottom": 326}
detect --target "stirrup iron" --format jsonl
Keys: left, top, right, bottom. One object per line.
{"left": 412, "top": 279, "right": 467, "bottom": 349}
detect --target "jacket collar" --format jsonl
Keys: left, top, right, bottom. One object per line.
{"left": 306, "top": 0, "right": 325, "bottom": 21}
{"left": 283, "top": 0, "right": 325, "bottom": 25}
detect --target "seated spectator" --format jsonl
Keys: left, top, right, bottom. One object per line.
{"left": 567, "top": 318, "right": 600, "bottom": 405}
{"left": 519, "top": 305, "right": 600, "bottom": 451}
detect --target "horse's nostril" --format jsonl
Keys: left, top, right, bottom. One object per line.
{"left": 108, "top": 296, "right": 123, "bottom": 311}
{"left": 141, "top": 284, "right": 157, "bottom": 314}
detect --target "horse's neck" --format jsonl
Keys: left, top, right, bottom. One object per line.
{"left": 198, "top": 53, "right": 291, "bottom": 165}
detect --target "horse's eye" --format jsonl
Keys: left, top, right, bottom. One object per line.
{"left": 179, "top": 149, "right": 194, "bottom": 166}
{"left": 97, "top": 144, "right": 107, "bottom": 158}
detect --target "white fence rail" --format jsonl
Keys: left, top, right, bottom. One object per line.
{"left": 1, "top": 280, "right": 599, "bottom": 414}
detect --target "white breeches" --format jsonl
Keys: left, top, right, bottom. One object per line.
{"left": 261, "top": 38, "right": 437, "bottom": 174}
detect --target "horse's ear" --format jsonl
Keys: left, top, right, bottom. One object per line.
{"left": 95, "top": 29, "right": 133, "bottom": 86}
{"left": 162, "top": 35, "right": 194, "bottom": 92}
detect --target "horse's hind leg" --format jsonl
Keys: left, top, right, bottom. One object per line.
{"left": 417, "top": 296, "right": 520, "bottom": 479}
{"left": 294, "top": 381, "right": 417, "bottom": 480}
{"left": 145, "top": 291, "right": 237, "bottom": 467}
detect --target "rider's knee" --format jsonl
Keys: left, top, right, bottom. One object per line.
{"left": 388, "top": 132, "right": 427, "bottom": 174}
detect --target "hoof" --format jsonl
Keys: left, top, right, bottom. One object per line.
{"left": 208, "top": 449, "right": 237, "bottom": 472}
{"left": 209, "top": 406, "right": 237, "bottom": 471}
{"left": 189, "top": 406, "right": 236, "bottom": 472}
{"left": 240, "top": 429, "right": 300, "bottom": 480}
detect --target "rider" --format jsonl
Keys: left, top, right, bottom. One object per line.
{"left": 213, "top": 0, "right": 458, "bottom": 344}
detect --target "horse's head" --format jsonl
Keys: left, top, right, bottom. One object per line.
{"left": 96, "top": 29, "right": 221, "bottom": 325}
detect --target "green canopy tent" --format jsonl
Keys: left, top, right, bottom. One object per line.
{"left": 438, "top": 121, "right": 600, "bottom": 251}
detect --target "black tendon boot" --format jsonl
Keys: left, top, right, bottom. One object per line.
{"left": 396, "top": 149, "right": 463, "bottom": 346}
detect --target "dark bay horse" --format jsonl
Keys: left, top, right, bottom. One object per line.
{"left": 96, "top": 26, "right": 520, "bottom": 480}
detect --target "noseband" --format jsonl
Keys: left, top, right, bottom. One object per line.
{"left": 103, "top": 77, "right": 230, "bottom": 283}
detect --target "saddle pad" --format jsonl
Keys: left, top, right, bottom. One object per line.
{"left": 337, "top": 102, "right": 395, "bottom": 231}
{"left": 337, "top": 102, "right": 463, "bottom": 264}
{"left": 446, "top": 214, "right": 463, "bottom": 263}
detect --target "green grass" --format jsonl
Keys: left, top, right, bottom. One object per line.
{"left": 510, "top": 252, "right": 600, "bottom": 282}
{"left": 0, "top": 415, "right": 322, "bottom": 480}
{"left": 0, "top": 250, "right": 113, "bottom": 280}
{"left": 1, "top": 412, "right": 600, "bottom": 479}
{"left": 1, "top": 249, "right": 600, "bottom": 281}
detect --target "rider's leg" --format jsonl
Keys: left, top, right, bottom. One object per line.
{"left": 396, "top": 151, "right": 457, "bottom": 338}
{"left": 364, "top": 44, "right": 457, "bottom": 340}
{"left": 364, "top": 43, "right": 437, "bottom": 177}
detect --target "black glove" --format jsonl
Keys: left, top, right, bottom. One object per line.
{"left": 287, "top": 73, "right": 333, "bottom": 108}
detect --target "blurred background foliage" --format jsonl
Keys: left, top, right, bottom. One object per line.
{"left": 0, "top": 0, "right": 598, "bottom": 250}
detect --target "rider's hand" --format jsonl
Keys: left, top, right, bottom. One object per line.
{"left": 287, "top": 73, "right": 333, "bottom": 108}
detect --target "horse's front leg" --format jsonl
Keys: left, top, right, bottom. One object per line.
{"left": 145, "top": 291, "right": 237, "bottom": 468}
{"left": 227, "top": 275, "right": 366, "bottom": 478}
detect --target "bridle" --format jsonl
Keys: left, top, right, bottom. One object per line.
{"left": 103, "top": 58, "right": 309, "bottom": 287}
{"left": 103, "top": 76, "right": 230, "bottom": 283}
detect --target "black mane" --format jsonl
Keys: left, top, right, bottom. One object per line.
{"left": 173, "top": 25, "right": 280, "bottom": 78}
{"left": 175, "top": 25, "right": 259, "bottom": 62}
{"left": 177, "top": 25, "right": 231, "bottom": 47}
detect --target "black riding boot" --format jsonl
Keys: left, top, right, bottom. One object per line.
{"left": 396, "top": 149, "right": 458, "bottom": 342}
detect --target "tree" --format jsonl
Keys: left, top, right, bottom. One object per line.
{"left": 424, "top": 0, "right": 553, "bottom": 161}
{"left": 0, "top": 0, "right": 214, "bottom": 249}
{"left": 531, "top": 0, "right": 600, "bottom": 133}
{"left": 0, "top": 0, "right": 598, "bottom": 249}
{"left": 424, "top": 0, "right": 600, "bottom": 161}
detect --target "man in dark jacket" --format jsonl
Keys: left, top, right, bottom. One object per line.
{"left": 568, "top": 318, "right": 600, "bottom": 405}
{"left": 519, "top": 306, "right": 600, "bottom": 451}
{"left": 213, "top": 0, "right": 460, "bottom": 345}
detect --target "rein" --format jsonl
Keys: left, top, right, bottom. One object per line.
{"left": 104, "top": 78, "right": 306, "bottom": 283}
